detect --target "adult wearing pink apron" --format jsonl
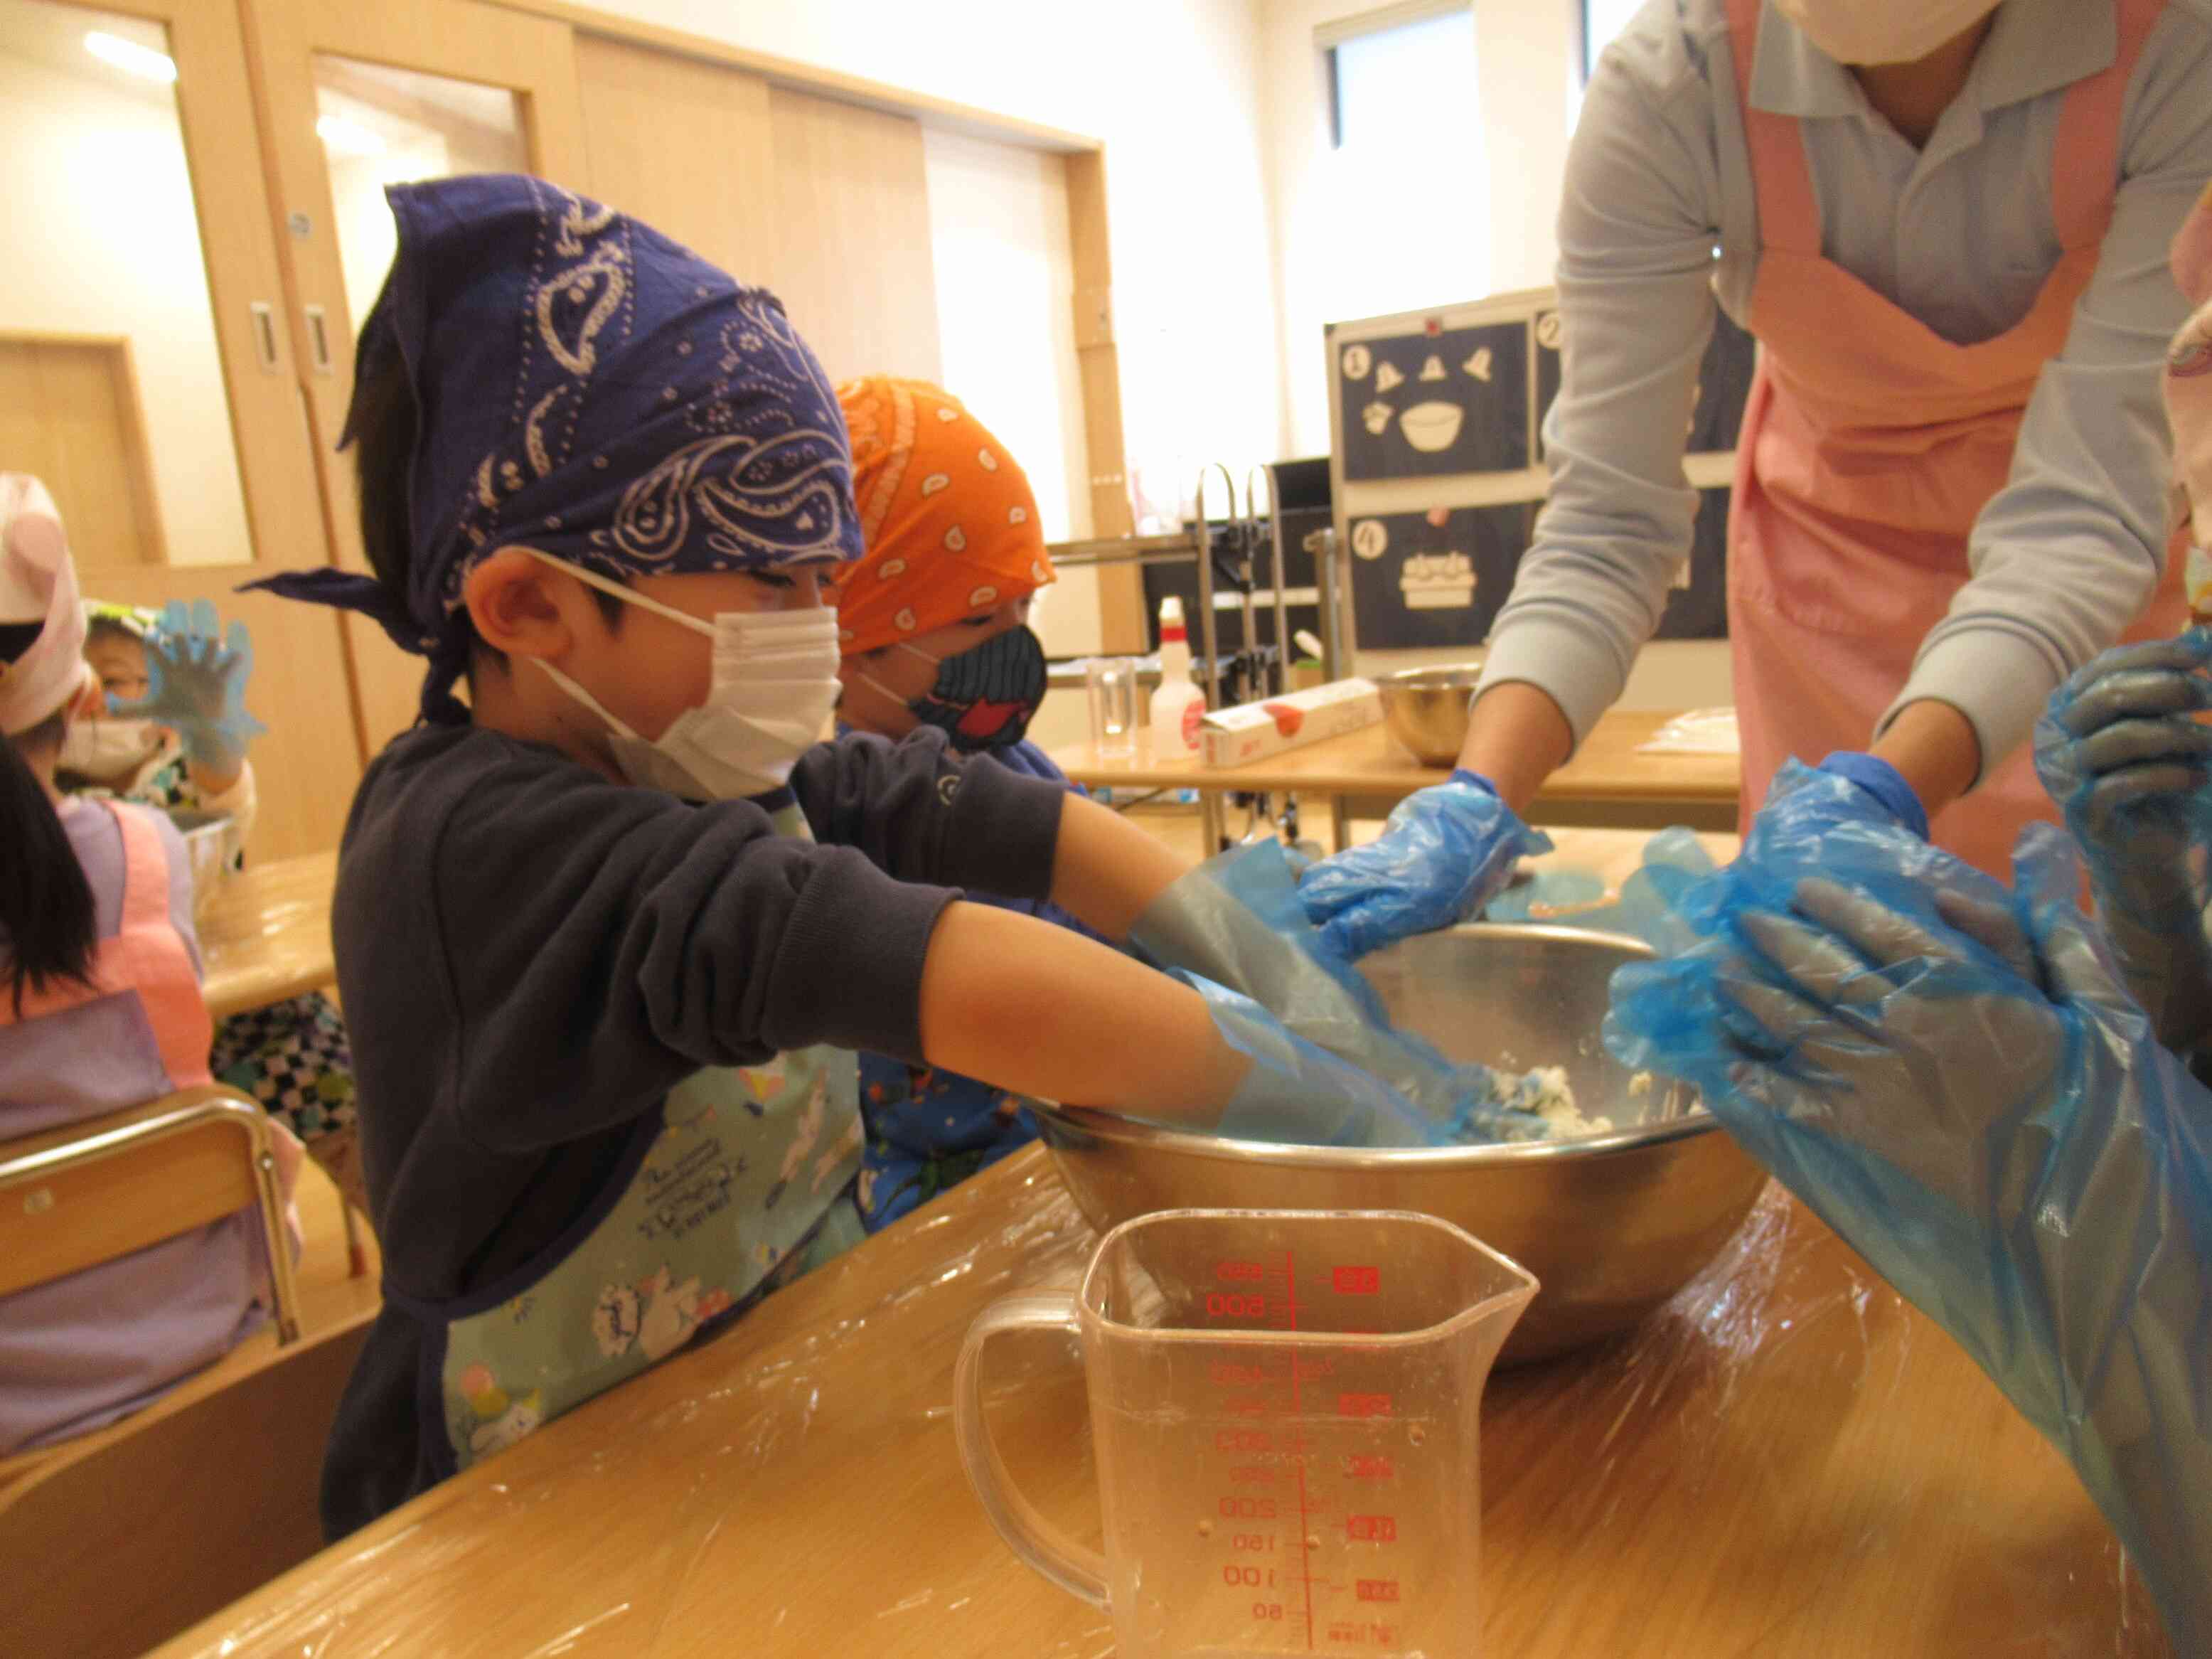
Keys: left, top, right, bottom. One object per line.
{"left": 1727, "top": 0, "right": 2187, "bottom": 875}
{"left": 1300, "top": 0, "right": 2210, "bottom": 961}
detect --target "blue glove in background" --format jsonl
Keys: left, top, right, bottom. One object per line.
{"left": 1297, "top": 769, "right": 1552, "bottom": 961}
{"left": 1815, "top": 750, "right": 1929, "bottom": 839}
{"left": 1131, "top": 839, "right": 1548, "bottom": 1144}
{"left": 2034, "top": 631, "right": 2212, "bottom": 1055}
{"left": 110, "top": 599, "right": 267, "bottom": 773}
{"left": 1604, "top": 818, "right": 2212, "bottom": 1653}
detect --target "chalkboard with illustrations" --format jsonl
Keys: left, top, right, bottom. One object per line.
{"left": 1329, "top": 287, "right": 1751, "bottom": 644}
{"left": 1333, "top": 321, "right": 1531, "bottom": 482}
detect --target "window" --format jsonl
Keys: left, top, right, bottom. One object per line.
{"left": 1581, "top": 0, "right": 1646, "bottom": 81}
{"left": 1318, "top": 5, "right": 1488, "bottom": 319}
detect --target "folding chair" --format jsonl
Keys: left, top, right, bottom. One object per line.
{"left": 0, "top": 1083, "right": 302, "bottom": 1342}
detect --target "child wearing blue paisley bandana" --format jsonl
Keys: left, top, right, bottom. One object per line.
{"left": 254, "top": 176, "right": 1415, "bottom": 1538}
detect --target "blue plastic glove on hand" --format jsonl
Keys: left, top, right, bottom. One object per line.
{"left": 1815, "top": 750, "right": 1929, "bottom": 839}
{"left": 1182, "top": 976, "right": 1437, "bottom": 1150}
{"left": 1131, "top": 840, "right": 1538, "bottom": 1143}
{"left": 2034, "top": 632, "right": 2212, "bottom": 1052}
{"left": 1605, "top": 826, "right": 2212, "bottom": 1653}
{"left": 1297, "top": 769, "right": 1552, "bottom": 961}
{"left": 110, "top": 599, "right": 267, "bottom": 773}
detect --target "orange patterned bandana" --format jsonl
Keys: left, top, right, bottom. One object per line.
{"left": 835, "top": 376, "right": 1054, "bottom": 656}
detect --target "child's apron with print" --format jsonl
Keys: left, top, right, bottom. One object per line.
{"left": 1724, "top": 0, "right": 2187, "bottom": 877}
{"left": 388, "top": 796, "right": 868, "bottom": 1477}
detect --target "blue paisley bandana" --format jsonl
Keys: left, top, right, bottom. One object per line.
{"left": 248, "top": 174, "right": 859, "bottom": 722}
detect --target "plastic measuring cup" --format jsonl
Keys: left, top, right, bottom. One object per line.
{"left": 954, "top": 1208, "right": 1537, "bottom": 1658}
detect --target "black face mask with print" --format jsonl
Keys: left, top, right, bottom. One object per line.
{"left": 904, "top": 624, "right": 1048, "bottom": 754}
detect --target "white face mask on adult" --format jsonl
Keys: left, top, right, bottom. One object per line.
{"left": 519, "top": 550, "right": 842, "bottom": 801}
{"left": 1773, "top": 0, "right": 2004, "bottom": 65}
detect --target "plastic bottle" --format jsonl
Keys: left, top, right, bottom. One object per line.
{"left": 1150, "top": 595, "right": 1207, "bottom": 758}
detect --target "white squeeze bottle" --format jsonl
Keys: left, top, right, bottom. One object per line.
{"left": 1150, "top": 594, "right": 1207, "bottom": 757}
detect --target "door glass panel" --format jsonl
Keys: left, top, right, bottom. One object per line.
{"left": 0, "top": 0, "right": 253, "bottom": 567}
{"left": 313, "top": 56, "right": 525, "bottom": 330}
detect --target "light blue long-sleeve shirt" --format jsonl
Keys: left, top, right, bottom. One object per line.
{"left": 1478, "top": 0, "right": 2212, "bottom": 777}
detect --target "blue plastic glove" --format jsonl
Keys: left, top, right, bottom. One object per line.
{"left": 1297, "top": 769, "right": 1553, "bottom": 961}
{"left": 1605, "top": 827, "right": 2212, "bottom": 1653}
{"left": 1131, "top": 841, "right": 1542, "bottom": 1143}
{"left": 1815, "top": 750, "right": 1929, "bottom": 839}
{"left": 1177, "top": 976, "right": 1439, "bottom": 1149}
{"left": 2034, "top": 632, "right": 2212, "bottom": 1053}
{"left": 109, "top": 599, "right": 267, "bottom": 773}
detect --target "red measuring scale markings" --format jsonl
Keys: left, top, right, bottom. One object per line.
{"left": 1196, "top": 1249, "right": 1421, "bottom": 1654}
{"left": 955, "top": 1208, "right": 1528, "bottom": 1659}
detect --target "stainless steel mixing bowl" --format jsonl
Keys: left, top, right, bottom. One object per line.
{"left": 1035, "top": 924, "right": 1768, "bottom": 1365}
{"left": 169, "top": 809, "right": 240, "bottom": 923}
{"left": 1376, "top": 662, "right": 1482, "bottom": 764}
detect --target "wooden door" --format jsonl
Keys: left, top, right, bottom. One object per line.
{"left": 240, "top": 0, "right": 589, "bottom": 754}
{"left": 0, "top": 332, "right": 164, "bottom": 567}
{"left": 0, "top": 0, "right": 364, "bottom": 859}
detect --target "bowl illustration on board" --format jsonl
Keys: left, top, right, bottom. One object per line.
{"left": 1401, "top": 400, "right": 1465, "bottom": 453}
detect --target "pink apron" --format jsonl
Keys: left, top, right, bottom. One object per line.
{"left": 1724, "top": 0, "right": 2187, "bottom": 875}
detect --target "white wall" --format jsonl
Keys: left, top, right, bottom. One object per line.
{"left": 921, "top": 126, "right": 1103, "bottom": 656}
{"left": 0, "top": 49, "right": 255, "bottom": 567}
{"left": 582, "top": 0, "right": 1285, "bottom": 523}
{"left": 1257, "top": 0, "right": 1578, "bottom": 461}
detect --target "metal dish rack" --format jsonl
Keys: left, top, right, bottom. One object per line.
{"left": 1046, "top": 464, "right": 1357, "bottom": 852}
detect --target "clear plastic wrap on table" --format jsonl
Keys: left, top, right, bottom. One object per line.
{"left": 152, "top": 1155, "right": 2170, "bottom": 1659}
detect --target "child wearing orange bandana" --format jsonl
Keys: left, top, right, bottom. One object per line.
{"left": 832, "top": 377, "right": 1095, "bottom": 1227}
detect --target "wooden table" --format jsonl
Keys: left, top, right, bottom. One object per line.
{"left": 1054, "top": 709, "right": 1741, "bottom": 836}
{"left": 199, "top": 851, "right": 338, "bottom": 1020}
{"left": 153, "top": 1148, "right": 2168, "bottom": 1658}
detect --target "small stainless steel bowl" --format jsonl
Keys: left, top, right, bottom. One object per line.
{"left": 1377, "top": 661, "right": 1483, "bottom": 765}
{"left": 1035, "top": 924, "right": 1767, "bottom": 1365}
{"left": 168, "top": 809, "right": 239, "bottom": 922}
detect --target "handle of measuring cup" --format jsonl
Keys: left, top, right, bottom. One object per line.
{"left": 953, "top": 1293, "right": 1111, "bottom": 1610}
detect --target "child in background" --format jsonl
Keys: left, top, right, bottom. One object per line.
{"left": 0, "top": 473, "right": 300, "bottom": 1456}
{"left": 832, "top": 375, "right": 1097, "bottom": 1229}
{"left": 60, "top": 600, "right": 259, "bottom": 840}
{"left": 2026, "top": 180, "right": 2212, "bottom": 1074}
{"left": 255, "top": 176, "right": 1420, "bottom": 1537}
{"left": 59, "top": 597, "right": 360, "bottom": 1206}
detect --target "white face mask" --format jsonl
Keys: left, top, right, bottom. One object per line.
{"left": 56, "top": 715, "right": 165, "bottom": 783}
{"left": 519, "top": 551, "right": 842, "bottom": 801}
{"left": 1773, "top": 0, "right": 2003, "bottom": 65}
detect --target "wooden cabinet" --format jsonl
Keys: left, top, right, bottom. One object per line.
{"left": 4, "top": 0, "right": 365, "bottom": 860}
{"left": 237, "top": 0, "right": 592, "bottom": 755}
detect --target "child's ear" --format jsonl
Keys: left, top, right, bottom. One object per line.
{"left": 464, "top": 550, "right": 584, "bottom": 661}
